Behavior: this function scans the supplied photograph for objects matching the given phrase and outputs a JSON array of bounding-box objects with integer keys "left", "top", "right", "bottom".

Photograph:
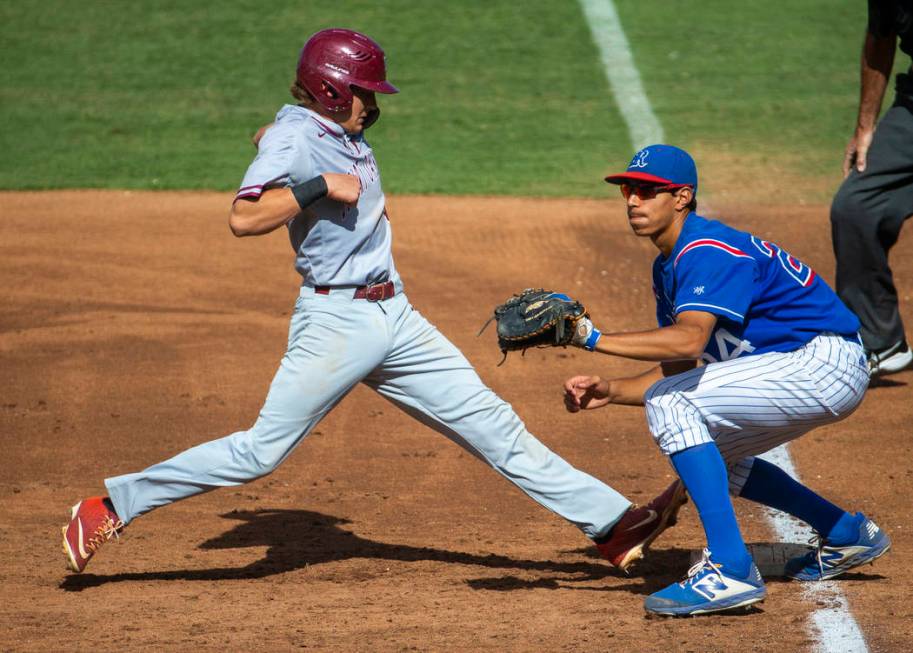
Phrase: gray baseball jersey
[{"left": 236, "top": 104, "right": 399, "bottom": 288}]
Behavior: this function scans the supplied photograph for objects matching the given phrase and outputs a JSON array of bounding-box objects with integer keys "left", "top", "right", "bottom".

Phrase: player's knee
[
  {"left": 643, "top": 375, "right": 673, "bottom": 406},
  {"left": 644, "top": 382, "right": 712, "bottom": 456},
  {"left": 231, "top": 432, "right": 289, "bottom": 479},
  {"left": 248, "top": 449, "right": 284, "bottom": 477},
  {"left": 644, "top": 377, "right": 681, "bottom": 419},
  {"left": 643, "top": 383, "right": 684, "bottom": 443}
]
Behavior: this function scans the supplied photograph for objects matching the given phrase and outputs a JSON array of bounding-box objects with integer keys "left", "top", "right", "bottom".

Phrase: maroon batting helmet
[{"left": 295, "top": 28, "right": 399, "bottom": 116}]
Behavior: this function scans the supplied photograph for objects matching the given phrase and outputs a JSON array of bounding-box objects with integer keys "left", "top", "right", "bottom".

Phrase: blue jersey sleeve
[
  {"left": 236, "top": 120, "right": 313, "bottom": 201},
  {"left": 672, "top": 243, "right": 758, "bottom": 324}
]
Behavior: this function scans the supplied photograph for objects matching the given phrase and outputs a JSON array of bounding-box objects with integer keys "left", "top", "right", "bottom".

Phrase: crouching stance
[{"left": 562, "top": 145, "right": 890, "bottom": 616}]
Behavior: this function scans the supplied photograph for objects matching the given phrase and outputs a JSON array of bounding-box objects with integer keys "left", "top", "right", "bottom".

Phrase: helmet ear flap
[{"left": 362, "top": 107, "right": 380, "bottom": 129}]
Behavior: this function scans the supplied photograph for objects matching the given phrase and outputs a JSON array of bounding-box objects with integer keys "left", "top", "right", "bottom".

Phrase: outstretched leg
[
  {"left": 363, "top": 295, "right": 631, "bottom": 539},
  {"left": 63, "top": 292, "right": 389, "bottom": 572},
  {"left": 364, "top": 294, "right": 687, "bottom": 568},
  {"left": 104, "top": 296, "right": 386, "bottom": 523}
]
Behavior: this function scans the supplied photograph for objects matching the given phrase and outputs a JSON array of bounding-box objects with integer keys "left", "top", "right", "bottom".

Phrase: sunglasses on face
[{"left": 620, "top": 183, "right": 687, "bottom": 200}]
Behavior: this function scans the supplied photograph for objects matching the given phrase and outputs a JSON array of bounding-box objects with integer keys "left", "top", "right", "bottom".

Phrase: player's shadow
[
  {"left": 867, "top": 376, "right": 907, "bottom": 388},
  {"left": 59, "top": 508, "right": 644, "bottom": 593},
  {"left": 465, "top": 547, "right": 692, "bottom": 595}
]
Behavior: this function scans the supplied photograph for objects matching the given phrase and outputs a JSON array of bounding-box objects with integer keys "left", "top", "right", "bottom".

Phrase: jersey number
[
  {"left": 702, "top": 327, "right": 756, "bottom": 364},
  {"left": 750, "top": 237, "right": 816, "bottom": 287}
]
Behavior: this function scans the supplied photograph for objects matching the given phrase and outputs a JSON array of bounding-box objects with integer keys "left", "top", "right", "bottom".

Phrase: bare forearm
[
  {"left": 608, "top": 359, "right": 698, "bottom": 406},
  {"left": 592, "top": 323, "right": 707, "bottom": 361},
  {"left": 566, "top": 360, "right": 697, "bottom": 412},
  {"left": 857, "top": 31, "right": 896, "bottom": 129},
  {"left": 229, "top": 188, "right": 300, "bottom": 237},
  {"left": 606, "top": 366, "right": 665, "bottom": 405}
]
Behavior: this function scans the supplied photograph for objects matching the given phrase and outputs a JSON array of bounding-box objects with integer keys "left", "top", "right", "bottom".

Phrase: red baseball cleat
[
  {"left": 61, "top": 497, "right": 124, "bottom": 573},
  {"left": 595, "top": 479, "right": 687, "bottom": 572}
]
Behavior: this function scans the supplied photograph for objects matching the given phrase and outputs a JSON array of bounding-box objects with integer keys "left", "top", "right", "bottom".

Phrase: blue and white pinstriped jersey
[
  {"left": 652, "top": 214, "right": 860, "bottom": 363},
  {"left": 235, "top": 104, "right": 398, "bottom": 288}
]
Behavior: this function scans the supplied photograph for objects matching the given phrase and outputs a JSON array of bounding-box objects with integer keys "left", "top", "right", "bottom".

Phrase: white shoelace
[
  {"left": 680, "top": 548, "right": 721, "bottom": 586},
  {"left": 807, "top": 532, "right": 827, "bottom": 577}
]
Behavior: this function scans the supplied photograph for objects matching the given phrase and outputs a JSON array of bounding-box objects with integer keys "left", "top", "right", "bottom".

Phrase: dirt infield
[{"left": 1, "top": 191, "right": 911, "bottom": 652}]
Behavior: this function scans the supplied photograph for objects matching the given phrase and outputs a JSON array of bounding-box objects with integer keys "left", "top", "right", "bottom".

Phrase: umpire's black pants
[{"left": 831, "top": 96, "right": 913, "bottom": 353}]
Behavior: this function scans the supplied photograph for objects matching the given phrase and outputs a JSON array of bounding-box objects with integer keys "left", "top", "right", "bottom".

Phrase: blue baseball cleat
[
  {"left": 784, "top": 513, "right": 891, "bottom": 581},
  {"left": 644, "top": 549, "right": 766, "bottom": 616}
]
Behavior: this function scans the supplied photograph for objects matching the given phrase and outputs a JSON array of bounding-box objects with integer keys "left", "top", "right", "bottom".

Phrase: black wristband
[{"left": 291, "top": 175, "right": 328, "bottom": 210}]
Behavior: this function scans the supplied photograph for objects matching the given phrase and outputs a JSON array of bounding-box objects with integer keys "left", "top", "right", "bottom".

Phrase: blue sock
[
  {"left": 670, "top": 443, "right": 752, "bottom": 578},
  {"left": 739, "top": 458, "right": 850, "bottom": 539},
  {"left": 826, "top": 512, "right": 864, "bottom": 546}
]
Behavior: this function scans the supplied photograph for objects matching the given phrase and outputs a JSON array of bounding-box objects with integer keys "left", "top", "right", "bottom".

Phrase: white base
[{"left": 689, "top": 542, "right": 812, "bottom": 577}]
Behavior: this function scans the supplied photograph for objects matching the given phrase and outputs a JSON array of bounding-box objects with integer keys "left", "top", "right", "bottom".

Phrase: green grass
[
  {"left": 614, "top": 0, "right": 872, "bottom": 200},
  {"left": 618, "top": 1, "right": 868, "bottom": 150},
  {"left": 0, "top": 1, "right": 626, "bottom": 195},
  {"left": 0, "top": 1, "right": 906, "bottom": 198}
]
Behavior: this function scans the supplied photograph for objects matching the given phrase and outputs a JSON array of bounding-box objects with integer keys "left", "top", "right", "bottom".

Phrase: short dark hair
[
  {"left": 677, "top": 186, "right": 696, "bottom": 212},
  {"left": 290, "top": 80, "right": 316, "bottom": 105}
]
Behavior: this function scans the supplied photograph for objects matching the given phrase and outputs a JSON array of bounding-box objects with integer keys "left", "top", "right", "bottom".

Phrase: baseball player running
[
  {"left": 562, "top": 145, "right": 891, "bottom": 616},
  {"left": 61, "top": 29, "right": 685, "bottom": 576}
]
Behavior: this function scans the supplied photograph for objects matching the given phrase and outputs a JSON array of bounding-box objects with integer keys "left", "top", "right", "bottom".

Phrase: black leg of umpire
[{"left": 830, "top": 102, "right": 913, "bottom": 353}]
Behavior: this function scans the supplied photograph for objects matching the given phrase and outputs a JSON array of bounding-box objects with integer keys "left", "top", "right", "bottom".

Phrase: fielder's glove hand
[
  {"left": 571, "top": 314, "right": 600, "bottom": 349},
  {"left": 480, "top": 288, "right": 599, "bottom": 362}
]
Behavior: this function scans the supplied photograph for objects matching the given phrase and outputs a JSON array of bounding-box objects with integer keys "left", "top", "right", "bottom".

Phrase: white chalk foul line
[
  {"left": 760, "top": 446, "right": 868, "bottom": 653},
  {"left": 576, "top": 0, "right": 663, "bottom": 149},
  {"left": 576, "top": 1, "right": 870, "bottom": 648}
]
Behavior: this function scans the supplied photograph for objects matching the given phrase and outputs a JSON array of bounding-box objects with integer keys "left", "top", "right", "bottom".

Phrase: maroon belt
[{"left": 313, "top": 281, "right": 396, "bottom": 301}]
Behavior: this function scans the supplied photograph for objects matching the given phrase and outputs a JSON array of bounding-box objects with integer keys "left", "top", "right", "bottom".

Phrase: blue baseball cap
[{"left": 604, "top": 144, "right": 698, "bottom": 196}]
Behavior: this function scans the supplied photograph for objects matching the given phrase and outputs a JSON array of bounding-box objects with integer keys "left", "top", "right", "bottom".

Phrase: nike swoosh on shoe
[{"left": 625, "top": 509, "right": 658, "bottom": 531}]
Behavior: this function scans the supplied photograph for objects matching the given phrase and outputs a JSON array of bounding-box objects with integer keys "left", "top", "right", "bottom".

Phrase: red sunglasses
[{"left": 620, "top": 183, "right": 689, "bottom": 200}]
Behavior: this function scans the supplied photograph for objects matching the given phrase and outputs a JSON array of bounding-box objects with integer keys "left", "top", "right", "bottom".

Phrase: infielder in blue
[
  {"left": 60, "top": 30, "right": 687, "bottom": 575},
  {"left": 563, "top": 145, "right": 891, "bottom": 616}
]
